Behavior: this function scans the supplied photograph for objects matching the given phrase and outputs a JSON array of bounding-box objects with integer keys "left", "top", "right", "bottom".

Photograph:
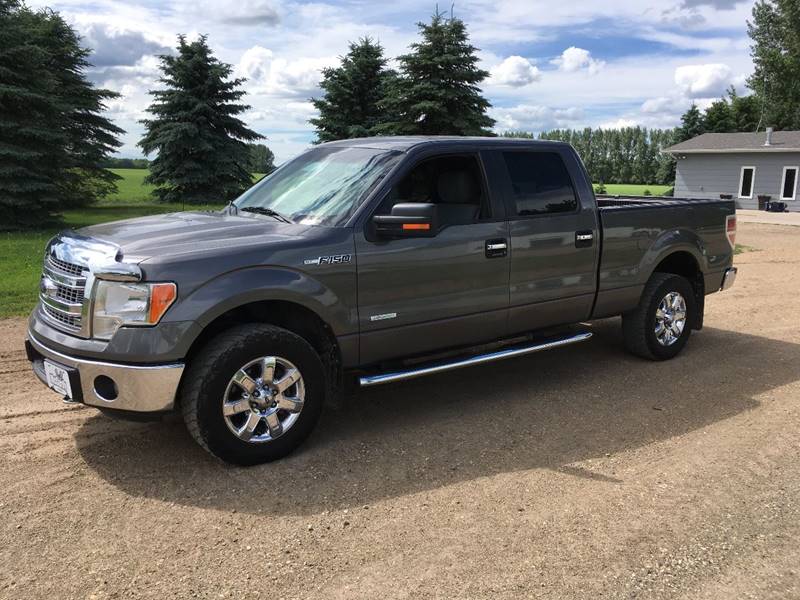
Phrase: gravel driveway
[{"left": 1, "top": 222, "right": 799, "bottom": 599}]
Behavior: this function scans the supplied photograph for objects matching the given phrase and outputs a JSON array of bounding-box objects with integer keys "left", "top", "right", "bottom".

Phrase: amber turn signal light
[
  {"left": 148, "top": 283, "right": 177, "bottom": 324},
  {"left": 402, "top": 223, "right": 431, "bottom": 231}
]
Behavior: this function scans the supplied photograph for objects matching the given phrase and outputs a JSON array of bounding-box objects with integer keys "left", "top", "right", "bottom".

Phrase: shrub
[{"left": 594, "top": 182, "right": 607, "bottom": 194}]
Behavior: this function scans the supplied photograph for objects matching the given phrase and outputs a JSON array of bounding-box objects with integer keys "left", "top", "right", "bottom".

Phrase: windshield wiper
[{"left": 240, "top": 206, "right": 293, "bottom": 224}]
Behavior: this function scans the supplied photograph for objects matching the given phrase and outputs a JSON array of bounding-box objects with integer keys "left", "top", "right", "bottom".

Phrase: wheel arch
[
  {"left": 182, "top": 299, "right": 343, "bottom": 405},
  {"left": 649, "top": 250, "right": 705, "bottom": 329}
]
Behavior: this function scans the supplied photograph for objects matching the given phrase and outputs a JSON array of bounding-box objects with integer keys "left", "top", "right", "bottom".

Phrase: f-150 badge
[{"left": 304, "top": 254, "right": 352, "bottom": 266}]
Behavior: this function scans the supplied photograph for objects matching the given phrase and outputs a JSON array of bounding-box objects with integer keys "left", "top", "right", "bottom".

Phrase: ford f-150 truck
[{"left": 26, "top": 137, "right": 738, "bottom": 465}]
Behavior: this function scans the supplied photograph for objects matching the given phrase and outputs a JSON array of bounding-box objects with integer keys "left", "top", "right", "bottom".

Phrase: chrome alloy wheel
[
  {"left": 654, "top": 291, "right": 687, "bottom": 347},
  {"left": 222, "top": 356, "right": 305, "bottom": 443}
]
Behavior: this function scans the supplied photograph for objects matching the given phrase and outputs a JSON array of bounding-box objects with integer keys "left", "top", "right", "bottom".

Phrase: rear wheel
[
  {"left": 622, "top": 273, "right": 696, "bottom": 360},
  {"left": 181, "top": 323, "right": 324, "bottom": 465}
]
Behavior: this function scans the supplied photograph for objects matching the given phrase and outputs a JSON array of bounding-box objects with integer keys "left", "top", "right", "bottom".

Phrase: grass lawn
[{"left": 598, "top": 184, "right": 672, "bottom": 196}]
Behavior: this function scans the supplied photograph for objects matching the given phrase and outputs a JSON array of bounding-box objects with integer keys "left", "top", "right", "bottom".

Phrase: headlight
[{"left": 92, "top": 281, "right": 177, "bottom": 340}]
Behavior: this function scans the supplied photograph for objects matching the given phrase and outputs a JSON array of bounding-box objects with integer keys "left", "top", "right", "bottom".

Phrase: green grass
[{"left": 596, "top": 184, "right": 672, "bottom": 196}]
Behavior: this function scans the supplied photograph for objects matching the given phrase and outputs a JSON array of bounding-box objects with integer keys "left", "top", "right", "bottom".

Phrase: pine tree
[
  {"left": 678, "top": 104, "right": 705, "bottom": 142},
  {"left": 310, "top": 38, "right": 395, "bottom": 142},
  {"left": 376, "top": 12, "right": 495, "bottom": 136},
  {"left": 140, "top": 36, "right": 262, "bottom": 204},
  {"left": 747, "top": 0, "right": 800, "bottom": 129},
  {"left": 0, "top": 0, "right": 122, "bottom": 228},
  {"left": 248, "top": 143, "right": 276, "bottom": 175},
  {"left": 35, "top": 10, "right": 123, "bottom": 208},
  {"left": 703, "top": 99, "right": 736, "bottom": 133},
  {"left": 728, "top": 89, "right": 761, "bottom": 132}
]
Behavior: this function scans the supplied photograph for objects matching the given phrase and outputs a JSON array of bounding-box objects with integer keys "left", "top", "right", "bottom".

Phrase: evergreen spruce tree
[
  {"left": 747, "top": 0, "right": 800, "bottom": 129},
  {"left": 702, "top": 99, "right": 736, "bottom": 132},
  {"left": 140, "top": 36, "right": 262, "bottom": 204},
  {"left": 678, "top": 104, "right": 705, "bottom": 142},
  {"left": 248, "top": 143, "right": 276, "bottom": 175},
  {"left": 36, "top": 10, "right": 124, "bottom": 208},
  {"left": 727, "top": 87, "right": 761, "bottom": 132},
  {"left": 376, "top": 12, "right": 495, "bottom": 135},
  {"left": 0, "top": 0, "right": 122, "bottom": 228},
  {"left": 310, "top": 38, "right": 395, "bottom": 142}
]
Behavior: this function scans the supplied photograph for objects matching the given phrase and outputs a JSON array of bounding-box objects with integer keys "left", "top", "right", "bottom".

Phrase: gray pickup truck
[{"left": 26, "top": 137, "right": 738, "bottom": 464}]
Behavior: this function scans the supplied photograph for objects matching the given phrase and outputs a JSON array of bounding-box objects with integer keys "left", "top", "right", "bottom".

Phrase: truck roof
[{"left": 322, "top": 136, "right": 569, "bottom": 152}]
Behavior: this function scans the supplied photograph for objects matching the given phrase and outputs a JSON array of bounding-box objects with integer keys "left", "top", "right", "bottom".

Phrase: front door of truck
[
  {"left": 492, "top": 147, "right": 600, "bottom": 334},
  {"left": 355, "top": 151, "right": 510, "bottom": 364}
]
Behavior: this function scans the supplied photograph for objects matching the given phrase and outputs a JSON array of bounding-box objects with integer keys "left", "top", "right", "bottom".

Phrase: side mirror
[{"left": 372, "top": 203, "right": 438, "bottom": 238}]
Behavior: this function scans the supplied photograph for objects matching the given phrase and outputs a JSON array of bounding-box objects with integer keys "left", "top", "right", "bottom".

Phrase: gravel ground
[{"left": 1, "top": 222, "right": 799, "bottom": 599}]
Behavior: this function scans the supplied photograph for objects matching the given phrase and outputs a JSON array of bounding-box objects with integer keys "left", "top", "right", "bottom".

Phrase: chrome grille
[
  {"left": 47, "top": 254, "right": 86, "bottom": 277},
  {"left": 42, "top": 303, "right": 82, "bottom": 331},
  {"left": 40, "top": 251, "right": 89, "bottom": 335}
]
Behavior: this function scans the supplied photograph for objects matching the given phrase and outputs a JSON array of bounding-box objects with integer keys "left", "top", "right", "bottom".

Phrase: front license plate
[{"left": 44, "top": 360, "right": 72, "bottom": 399}]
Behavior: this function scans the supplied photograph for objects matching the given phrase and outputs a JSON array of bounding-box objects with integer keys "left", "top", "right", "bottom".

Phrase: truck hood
[{"left": 78, "top": 211, "right": 315, "bottom": 261}]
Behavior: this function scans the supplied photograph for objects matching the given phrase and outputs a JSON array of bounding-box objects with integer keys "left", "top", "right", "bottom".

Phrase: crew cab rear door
[
  {"left": 355, "top": 150, "right": 510, "bottom": 364},
  {"left": 490, "top": 146, "right": 600, "bottom": 333}
]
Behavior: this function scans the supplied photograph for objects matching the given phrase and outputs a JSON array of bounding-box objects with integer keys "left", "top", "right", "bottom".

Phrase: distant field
[
  {"left": 105, "top": 169, "right": 265, "bottom": 204},
  {"left": 598, "top": 184, "right": 672, "bottom": 196}
]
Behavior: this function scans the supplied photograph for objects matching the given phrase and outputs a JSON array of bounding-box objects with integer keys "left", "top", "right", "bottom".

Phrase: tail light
[{"left": 726, "top": 214, "right": 737, "bottom": 248}]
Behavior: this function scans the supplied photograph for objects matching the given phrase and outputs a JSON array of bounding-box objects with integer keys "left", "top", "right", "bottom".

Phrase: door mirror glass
[{"left": 372, "top": 203, "right": 439, "bottom": 238}]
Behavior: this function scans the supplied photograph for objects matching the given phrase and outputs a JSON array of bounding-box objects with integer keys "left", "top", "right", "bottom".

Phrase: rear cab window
[{"left": 500, "top": 151, "right": 579, "bottom": 217}]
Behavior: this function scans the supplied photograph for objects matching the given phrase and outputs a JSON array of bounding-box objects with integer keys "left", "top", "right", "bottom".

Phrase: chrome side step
[{"left": 358, "top": 331, "right": 592, "bottom": 387}]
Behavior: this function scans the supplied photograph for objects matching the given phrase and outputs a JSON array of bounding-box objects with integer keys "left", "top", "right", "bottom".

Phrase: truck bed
[{"left": 595, "top": 194, "right": 733, "bottom": 210}]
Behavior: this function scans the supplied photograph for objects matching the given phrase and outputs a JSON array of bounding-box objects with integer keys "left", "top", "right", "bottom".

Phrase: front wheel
[
  {"left": 622, "top": 273, "right": 696, "bottom": 360},
  {"left": 181, "top": 323, "right": 325, "bottom": 465}
]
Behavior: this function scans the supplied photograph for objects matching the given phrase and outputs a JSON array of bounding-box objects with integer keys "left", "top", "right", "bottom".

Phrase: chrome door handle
[{"left": 485, "top": 239, "right": 507, "bottom": 258}]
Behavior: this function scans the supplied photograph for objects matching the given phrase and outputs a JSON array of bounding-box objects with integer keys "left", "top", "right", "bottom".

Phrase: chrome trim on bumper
[
  {"left": 359, "top": 331, "right": 592, "bottom": 387},
  {"left": 27, "top": 333, "right": 184, "bottom": 413},
  {"left": 721, "top": 267, "right": 737, "bottom": 291}
]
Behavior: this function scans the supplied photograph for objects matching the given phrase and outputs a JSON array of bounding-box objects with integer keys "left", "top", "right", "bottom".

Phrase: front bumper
[
  {"left": 720, "top": 267, "right": 737, "bottom": 291},
  {"left": 26, "top": 333, "right": 184, "bottom": 413}
]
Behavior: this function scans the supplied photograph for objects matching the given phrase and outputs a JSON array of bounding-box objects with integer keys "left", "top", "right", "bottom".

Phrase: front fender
[{"left": 165, "top": 266, "right": 358, "bottom": 337}]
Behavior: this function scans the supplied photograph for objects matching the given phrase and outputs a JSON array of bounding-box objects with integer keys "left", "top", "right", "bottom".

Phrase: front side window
[
  {"left": 781, "top": 166, "right": 798, "bottom": 200},
  {"left": 739, "top": 166, "right": 755, "bottom": 199},
  {"left": 234, "top": 146, "right": 402, "bottom": 226},
  {"left": 501, "top": 151, "right": 578, "bottom": 216},
  {"left": 379, "top": 154, "right": 489, "bottom": 226}
]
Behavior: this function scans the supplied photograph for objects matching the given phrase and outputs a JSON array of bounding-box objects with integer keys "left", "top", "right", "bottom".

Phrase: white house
[{"left": 664, "top": 129, "right": 800, "bottom": 211}]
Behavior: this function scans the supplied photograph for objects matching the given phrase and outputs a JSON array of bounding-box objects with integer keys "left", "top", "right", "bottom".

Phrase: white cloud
[
  {"left": 641, "top": 96, "right": 675, "bottom": 114},
  {"left": 489, "top": 56, "right": 541, "bottom": 87},
  {"left": 599, "top": 118, "right": 639, "bottom": 129},
  {"left": 551, "top": 47, "right": 605, "bottom": 75},
  {"left": 490, "top": 104, "right": 584, "bottom": 132},
  {"left": 236, "top": 47, "right": 336, "bottom": 97},
  {"left": 674, "top": 63, "right": 735, "bottom": 97}
]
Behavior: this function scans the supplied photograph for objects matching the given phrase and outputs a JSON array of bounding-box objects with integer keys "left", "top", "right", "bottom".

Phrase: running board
[{"left": 358, "top": 331, "right": 592, "bottom": 387}]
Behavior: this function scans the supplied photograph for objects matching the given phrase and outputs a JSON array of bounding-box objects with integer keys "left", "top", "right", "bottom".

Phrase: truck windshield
[{"left": 233, "top": 146, "right": 401, "bottom": 226}]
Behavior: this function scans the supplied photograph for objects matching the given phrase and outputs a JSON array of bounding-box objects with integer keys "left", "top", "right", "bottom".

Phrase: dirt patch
[{"left": 1, "top": 223, "right": 799, "bottom": 599}]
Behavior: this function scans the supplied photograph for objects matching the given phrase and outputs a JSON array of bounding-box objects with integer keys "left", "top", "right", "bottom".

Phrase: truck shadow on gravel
[{"left": 74, "top": 319, "right": 800, "bottom": 515}]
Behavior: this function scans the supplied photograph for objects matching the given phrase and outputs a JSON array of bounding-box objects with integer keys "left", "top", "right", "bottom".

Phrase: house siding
[{"left": 674, "top": 152, "right": 800, "bottom": 211}]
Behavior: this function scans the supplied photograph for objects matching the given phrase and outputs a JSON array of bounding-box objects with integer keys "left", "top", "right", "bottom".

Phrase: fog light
[{"left": 94, "top": 375, "right": 118, "bottom": 401}]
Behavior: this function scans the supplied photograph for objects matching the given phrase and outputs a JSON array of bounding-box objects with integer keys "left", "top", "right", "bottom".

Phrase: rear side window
[{"left": 501, "top": 152, "right": 578, "bottom": 216}]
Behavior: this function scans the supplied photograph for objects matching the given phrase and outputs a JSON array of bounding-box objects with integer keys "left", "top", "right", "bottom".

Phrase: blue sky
[{"left": 30, "top": 0, "right": 757, "bottom": 162}]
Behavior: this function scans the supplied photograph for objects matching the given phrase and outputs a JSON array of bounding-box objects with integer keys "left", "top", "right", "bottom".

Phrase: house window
[
  {"left": 739, "top": 166, "right": 756, "bottom": 199},
  {"left": 781, "top": 166, "right": 798, "bottom": 201}
]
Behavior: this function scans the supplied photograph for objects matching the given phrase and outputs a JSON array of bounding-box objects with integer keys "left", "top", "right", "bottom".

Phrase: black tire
[
  {"left": 181, "top": 323, "right": 325, "bottom": 465},
  {"left": 622, "top": 273, "right": 696, "bottom": 361}
]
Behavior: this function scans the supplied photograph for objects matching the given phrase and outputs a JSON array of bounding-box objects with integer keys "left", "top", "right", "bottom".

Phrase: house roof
[{"left": 664, "top": 131, "right": 800, "bottom": 154}]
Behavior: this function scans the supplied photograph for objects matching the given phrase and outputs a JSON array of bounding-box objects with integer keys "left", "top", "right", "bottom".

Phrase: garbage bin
[{"left": 757, "top": 195, "right": 771, "bottom": 210}]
